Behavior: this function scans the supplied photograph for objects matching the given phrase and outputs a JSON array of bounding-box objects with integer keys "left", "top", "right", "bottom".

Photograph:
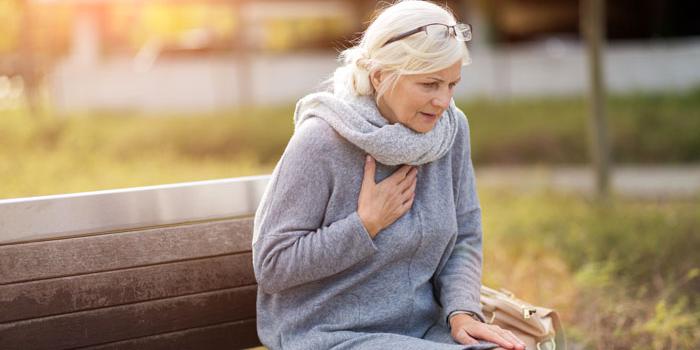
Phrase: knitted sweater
[{"left": 252, "top": 105, "right": 496, "bottom": 350}]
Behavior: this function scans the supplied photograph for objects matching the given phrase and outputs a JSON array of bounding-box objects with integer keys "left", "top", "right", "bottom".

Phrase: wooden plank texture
[
  {"left": 0, "top": 253, "right": 255, "bottom": 323},
  {"left": 0, "top": 285, "right": 257, "bottom": 350},
  {"left": 0, "top": 218, "right": 254, "bottom": 284},
  {"left": 81, "top": 319, "right": 261, "bottom": 350}
]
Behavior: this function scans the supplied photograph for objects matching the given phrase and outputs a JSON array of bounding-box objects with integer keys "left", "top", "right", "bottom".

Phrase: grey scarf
[{"left": 293, "top": 84, "right": 459, "bottom": 166}]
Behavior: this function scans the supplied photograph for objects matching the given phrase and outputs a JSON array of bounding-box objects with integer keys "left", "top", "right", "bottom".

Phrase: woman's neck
[{"left": 375, "top": 96, "right": 398, "bottom": 125}]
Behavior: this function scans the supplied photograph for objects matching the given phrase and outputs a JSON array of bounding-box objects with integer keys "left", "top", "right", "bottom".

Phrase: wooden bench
[{"left": 0, "top": 177, "right": 270, "bottom": 350}]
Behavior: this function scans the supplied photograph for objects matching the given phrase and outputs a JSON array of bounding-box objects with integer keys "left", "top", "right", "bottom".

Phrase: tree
[{"left": 580, "top": 0, "right": 611, "bottom": 198}]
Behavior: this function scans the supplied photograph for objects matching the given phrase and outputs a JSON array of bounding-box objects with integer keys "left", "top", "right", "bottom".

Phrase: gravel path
[{"left": 476, "top": 164, "right": 700, "bottom": 199}]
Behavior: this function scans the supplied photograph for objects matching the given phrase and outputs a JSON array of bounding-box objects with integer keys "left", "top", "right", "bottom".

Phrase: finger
[
  {"left": 401, "top": 191, "right": 415, "bottom": 207},
  {"left": 489, "top": 332, "right": 514, "bottom": 349},
  {"left": 398, "top": 182, "right": 416, "bottom": 207},
  {"left": 501, "top": 330, "right": 526, "bottom": 350},
  {"left": 400, "top": 174, "right": 417, "bottom": 196},
  {"left": 472, "top": 327, "right": 514, "bottom": 349},
  {"left": 388, "top": 164, "right": 413, "bottom": 183},
  {"left": 393, "top": 192, "right": 413, "bottom": 217},
  {"left": 491, "top": 328, "right": 523, "bottom": 349},
  {"left": 396, "top": 167, "right": 417, "bottom": 191},
  {"left": 453, "top": 328, "right": 480, "bottom": 345},
  {"left": 391, "top": 194, "right": 413, "bottom": 219},
  {"left": 362, "top": 155, "right": 376, "bottom": 187}
]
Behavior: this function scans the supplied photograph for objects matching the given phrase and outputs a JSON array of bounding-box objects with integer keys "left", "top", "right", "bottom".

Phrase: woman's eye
[{"left": 421, "top": 82, "right": 438, "bottom": 89}]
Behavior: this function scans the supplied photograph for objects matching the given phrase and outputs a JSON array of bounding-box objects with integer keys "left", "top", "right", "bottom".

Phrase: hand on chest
[{"left": 348, "top": 161, "right": 459, "bottom": 259}]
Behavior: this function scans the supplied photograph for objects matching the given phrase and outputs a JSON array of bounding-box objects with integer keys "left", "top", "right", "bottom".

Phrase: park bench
[{"left": 0, "top": 176, "right": 270, "bottom": 350}]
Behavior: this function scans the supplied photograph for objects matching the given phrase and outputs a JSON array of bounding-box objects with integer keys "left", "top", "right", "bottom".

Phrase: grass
[
  {"left": 465, "top": 87, "right": 700, "bottom": 164},
  {"left": 0, "top": 106, "right": 293, "bottom": 198},
  {"left": 479, "top": 187, "right": 699, "bottom": 349}
]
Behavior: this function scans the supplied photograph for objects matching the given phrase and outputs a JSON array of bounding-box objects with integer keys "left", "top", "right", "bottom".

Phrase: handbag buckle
[
  {"left": 523, "top": 307, "right": 537, "bottom": 319},
  {"left": 537, "top": 338, "right": 556, "bottom": 350}
]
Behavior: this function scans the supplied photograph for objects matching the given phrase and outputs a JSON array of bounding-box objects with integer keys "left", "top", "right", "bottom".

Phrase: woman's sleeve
[
  {"left": 252, "top": 120, "right": 378, "bottom": 294},
  {"left": 434, "top": 113, "right": 486, "bottom": 325}
]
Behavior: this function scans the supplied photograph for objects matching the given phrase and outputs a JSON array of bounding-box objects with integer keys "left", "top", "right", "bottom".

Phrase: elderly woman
[{"left": 252, "top": 1, "right": 525, "bottom": 349}]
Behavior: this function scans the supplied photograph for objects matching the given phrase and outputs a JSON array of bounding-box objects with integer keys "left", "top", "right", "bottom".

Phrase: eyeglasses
[{"left": 382, "top": 23, "right": 473, "bottom": 48}]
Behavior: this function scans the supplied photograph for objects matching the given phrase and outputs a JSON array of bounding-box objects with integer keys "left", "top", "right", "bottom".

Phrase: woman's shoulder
[
  {"left": 287, "top": 117, "right": 354, "bottom": 160},
  {"left": 450, "top": 104, "right": 472, "bottom": 154},
  {"left": 451, "top": 104, "right": 471, "bottom": 135}
]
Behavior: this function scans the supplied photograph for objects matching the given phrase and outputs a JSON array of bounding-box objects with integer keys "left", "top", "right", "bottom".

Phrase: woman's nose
[{"left": 431, "top": 93, "right": 451, "bottom": 109}]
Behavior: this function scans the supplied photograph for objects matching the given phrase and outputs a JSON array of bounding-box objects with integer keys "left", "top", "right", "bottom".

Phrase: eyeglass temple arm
[{"left": 383, "top": 26, "right": 427, "bottom": 47}]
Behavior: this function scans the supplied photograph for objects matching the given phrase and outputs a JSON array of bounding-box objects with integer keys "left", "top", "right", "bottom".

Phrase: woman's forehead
[{"left": 409, "top": 62, "right": 462, "bottom": 81}]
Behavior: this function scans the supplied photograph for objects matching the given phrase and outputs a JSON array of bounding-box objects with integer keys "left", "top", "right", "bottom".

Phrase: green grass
[{"left": 465, "top": 87, "right": 700, "bottom": 164}]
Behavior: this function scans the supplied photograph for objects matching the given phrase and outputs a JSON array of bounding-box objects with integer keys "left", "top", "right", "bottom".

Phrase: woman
[{"left": 252, "top": 1, "right": 525, "bottom": 349}]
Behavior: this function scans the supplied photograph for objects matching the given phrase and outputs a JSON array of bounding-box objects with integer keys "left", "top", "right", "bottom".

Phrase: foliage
[
  {"left": 465, "top": 86, "right": 700, "bottom": 164},
  {"left": 126, "top": 3, "right": 238, "bottom": 48},
  {"left": 0, "top": 1, "right": 73, "bottom": 57},
  {"left": 0, "top": 0, "right": 20, "bottom": 53},
  {"left": 480, "top": 188, "right": 700, "bottom": 349}
]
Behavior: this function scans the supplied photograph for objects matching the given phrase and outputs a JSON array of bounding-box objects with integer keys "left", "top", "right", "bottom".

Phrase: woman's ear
[{"left": 370, "top": 70, "right": 383, "bottom": 91}]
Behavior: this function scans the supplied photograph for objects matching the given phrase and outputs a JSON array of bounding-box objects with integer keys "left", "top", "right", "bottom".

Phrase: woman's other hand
[
  {"left": 449, "top": 314, "right": 526, "bottom": 350},
  {"left": 357, "top": 155, "right": 417, "bottom": 238}
]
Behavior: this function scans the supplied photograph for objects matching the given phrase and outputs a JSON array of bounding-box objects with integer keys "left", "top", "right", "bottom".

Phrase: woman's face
[{"left": 373, "top": 61, "right": 462, "bottom": 133}]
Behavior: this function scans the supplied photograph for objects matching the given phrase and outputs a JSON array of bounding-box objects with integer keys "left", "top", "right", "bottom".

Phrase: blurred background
[{"left": 1, "top": 0, "right": 698, "bottom": 348}]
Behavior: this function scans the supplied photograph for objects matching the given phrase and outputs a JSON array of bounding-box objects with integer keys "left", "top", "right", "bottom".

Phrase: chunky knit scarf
[{"left": 293, "top": 82, "right": 458, "bottom": 166}]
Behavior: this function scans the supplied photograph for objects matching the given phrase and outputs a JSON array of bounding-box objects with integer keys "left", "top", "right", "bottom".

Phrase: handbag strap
[{"left": 542, "top": 308, "right": 567, "bottom": 350}]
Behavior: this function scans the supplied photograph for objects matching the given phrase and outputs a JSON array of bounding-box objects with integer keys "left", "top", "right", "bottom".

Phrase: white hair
[{"left": 331, "top": 0, "right": 471, "bottom": 100}]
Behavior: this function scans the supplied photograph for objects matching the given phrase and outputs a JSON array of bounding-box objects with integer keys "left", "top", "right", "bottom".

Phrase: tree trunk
[{"left": 581, "top": 0, "right": 611, "bottom": 198}]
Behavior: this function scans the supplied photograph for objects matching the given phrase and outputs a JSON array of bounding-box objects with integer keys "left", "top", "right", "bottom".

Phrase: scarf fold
[{"left": 293, "top": 82, "right": 458, "bottom": 166}]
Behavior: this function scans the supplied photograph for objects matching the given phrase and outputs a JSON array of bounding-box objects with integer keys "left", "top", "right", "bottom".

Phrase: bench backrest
[{"left": 0, "top": 177, "right": 270, "bottom": 350}]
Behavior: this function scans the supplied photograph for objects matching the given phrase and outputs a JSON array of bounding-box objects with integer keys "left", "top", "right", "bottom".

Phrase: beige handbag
[{"left": 480, "top": 286, "right": 567, "bottom": 350}]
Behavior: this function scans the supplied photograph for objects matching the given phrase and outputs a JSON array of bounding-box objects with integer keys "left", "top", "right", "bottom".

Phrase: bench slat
[
  {"left": 80, "top": 319, "right": 260, "bottom": 350},
  {"left": 0, "top": 285, "right": 257, "bottom": 350},
  {"left": 0, "top": 253, "right": 255, "bottom": 323},
  {"left": 0, "top": 218, "right": 254, "bottom": 285}
]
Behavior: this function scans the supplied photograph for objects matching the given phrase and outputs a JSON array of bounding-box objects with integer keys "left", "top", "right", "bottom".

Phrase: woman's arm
[
  {"left": 433, "top": 113, "right": 485, "bottom": 324},
  {"left": 253, "top": 120, "right": 378, "bottom": 294},
  {"left": 440, "top": 113, "right": 527, "bottom": 350}
]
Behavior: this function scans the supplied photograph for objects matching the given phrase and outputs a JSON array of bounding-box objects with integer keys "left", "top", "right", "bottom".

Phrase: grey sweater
[{"left": 252, "top": 107, "right": 496, "bottom": 349}]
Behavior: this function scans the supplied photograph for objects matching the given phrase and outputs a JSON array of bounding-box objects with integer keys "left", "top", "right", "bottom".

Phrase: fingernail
[{"left": 366, "top": 155, "right": 371, "bottom": 162}]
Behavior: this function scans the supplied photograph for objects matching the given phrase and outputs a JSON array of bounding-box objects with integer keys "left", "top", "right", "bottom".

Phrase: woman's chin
[
  {"left": 408, "top": 124, "right": 436, "bottom": 134},
  {"left": 409, "top": 119, "right": 439, "bottom": 133}
]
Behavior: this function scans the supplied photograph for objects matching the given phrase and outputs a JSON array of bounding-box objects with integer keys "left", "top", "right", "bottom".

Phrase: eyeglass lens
[
  {"left": 423, "top": 24, "right": 471, "bottom": 42},
  {"left": 425, "top": 24, "right": 451, "bottom": 39},
  {"left": 455, "top": 23, "right": 472, "bottom": 41}
]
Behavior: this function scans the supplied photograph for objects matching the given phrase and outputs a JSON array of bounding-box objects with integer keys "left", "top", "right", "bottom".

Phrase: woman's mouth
[{"left": 419, "top": 112, "right": 438, "bottom": 120}]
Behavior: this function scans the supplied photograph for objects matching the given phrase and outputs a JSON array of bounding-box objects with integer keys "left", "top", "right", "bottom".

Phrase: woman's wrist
[
  {"left": 449, "top": 311, "right": 481, "bottom": 328},
  {"left": 357, "top": 210, "right": 380, "bottom": 237}
]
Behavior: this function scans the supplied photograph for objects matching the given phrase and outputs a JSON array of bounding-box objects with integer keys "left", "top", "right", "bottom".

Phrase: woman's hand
[
  {"left": 450, "top": 314, "right": 526, "bottom": 350},
  {"left": 357, "top": 155, "right": 417, "bottom": 238}
]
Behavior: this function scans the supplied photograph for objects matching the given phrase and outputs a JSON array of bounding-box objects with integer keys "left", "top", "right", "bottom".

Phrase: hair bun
[
  {"left": 353, "top": 48, "right": 371, "bottom": 71},
  {"left": 334, "top": 46, "right": 374, "bottom": 96}
]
